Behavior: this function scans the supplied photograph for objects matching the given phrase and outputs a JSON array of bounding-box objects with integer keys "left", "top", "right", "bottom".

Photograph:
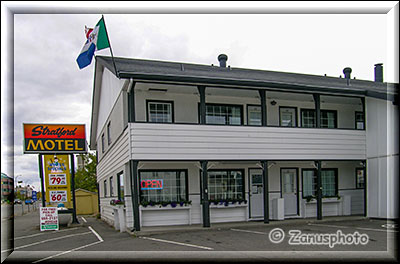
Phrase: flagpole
[{"left": 101, "top": 15, "right": 119, "bottom": 78}]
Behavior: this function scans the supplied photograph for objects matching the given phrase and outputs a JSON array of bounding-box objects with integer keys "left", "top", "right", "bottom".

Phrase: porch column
[
  {"left": 361, "top": 97, "right": 366, "bottom": 130},
  {"left": 198, "top": 86, "right": 206, "bottom": 124},
  {"left": 363, "top": 160, "right": 367, "bottom": 217},
  {"left": 129, "top": 160, "right": 140, "bottom": 231},
  {"left": 259, "top": 90, "right": 267, "bottom": 126},
  {"left": 262, "top": 160, "right": 269, "bottom": 223},
  {"left": 128, "top": 81, "right": 136, "bottom": 122},
  {"left": 316, "top": 160, "right": 322, "bottom": 220},
  {"left": 201, "top": 160, "right": 210, "bottom": 227},
  {"left": 313, "top": 94, "right": 321, "bottom": 128}
]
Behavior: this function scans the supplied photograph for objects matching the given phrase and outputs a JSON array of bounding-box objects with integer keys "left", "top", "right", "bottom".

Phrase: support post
[
  {"left": 316, "top": 160, "right": 322, "bottom": 220},
  {"left": 313, "top": 94, "right": 321, "bottom": 128},
  {"left": 262, "top": 160, "right": 269, "bottom": 223},
  {"left": 363, "top": 160, "right": 367, "bottom": 217},
  {"left": 201, "top": 160, "right": 210, "bottom": 227},
  {"left": 198, "top": 86, "right": 206, "bottom": 124},
  {"left": 130, "top": 160, "right": 140, "bottom": 231},
  {"left": 128, "top": 81, "right": 136, "bottom": 122},
  {"left": 361, "top": 97, "right": 366, "bottom": 130},
  {"left": 259, "top": 90, "right": 267, "bottom": 126},
  {"left": 38, "top": 154, "right": 45, "bottom": 208},
  {"left": 70, "top": 154, "right": 79, "bottom": 224}
]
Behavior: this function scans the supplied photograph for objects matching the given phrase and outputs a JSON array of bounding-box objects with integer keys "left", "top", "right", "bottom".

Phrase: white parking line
[
  {"left": 308, "top": 223, "right": 398, "bottom": 233},
  {"left": 81, "top": 217, "right": 87, "bottom": 223},
  {"left": 88, "top": 226, "right": 103, "bottom": 242},
  {"left": 231, "top": 228, "right": 268, "bottom": 235},
  {"left": 13, "top": 227, "right": 80, "bottom": 240},
  {"left": 139, "top": 236, "right": 213, "bottom": 250},
  {"left": 31, "top": 226, "right": 103, "bottom": 263},
  {"left": 32, "top": 240, "right": 103, "bottom": 264},
  {"left": 1, "top": 231, "right": 91, "bottom": 253}
]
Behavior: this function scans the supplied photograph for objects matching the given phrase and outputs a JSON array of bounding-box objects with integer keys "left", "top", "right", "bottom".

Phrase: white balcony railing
[{"left": 129, "top": 123, "right": 366, "bottom": 161}]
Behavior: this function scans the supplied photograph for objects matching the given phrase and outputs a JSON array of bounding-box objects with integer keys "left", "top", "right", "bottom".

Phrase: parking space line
[
  {"left": 139, "top": 236, "right": 213, "bottom": 250},
  {"left": 88, "top": 226, "right": 103, "bottom": 242},
  {"left": 13, "top": 227, "right": 80, "bottom": 240},
  {"left": 231, "top": 228, "right": 268, "bottom": 235},
  {"left": 32, "top": 240, "right": 103, "bottom": 264},
  {"left": 81, "top": 217, "right": 87, "bottom": 223},
  {"left": 308, "top": 223, "right": 398, "bottom": 233},
  {"left": 1, "top": 231, "right": 92, "bottom": 253}
]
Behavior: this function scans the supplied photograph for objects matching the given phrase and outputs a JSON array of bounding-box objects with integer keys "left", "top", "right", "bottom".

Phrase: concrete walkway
[{"left": 130, "top": 215, "right": 368, "bottom": 236}]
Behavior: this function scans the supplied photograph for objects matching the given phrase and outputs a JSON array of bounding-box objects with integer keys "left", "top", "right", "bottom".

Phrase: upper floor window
[
  {"left": 300, "top": 109, "right": 337, "bottom": 128},
  {"left": 205, "top": 104, "right": 243, "bottom": 125},
  {"left": 247, "top": 105, "right": 261, "bottom": 126},
  {"left": 101, "top": 133, "right": 105, "bottom": 153},
  {"left": 321, "top": 110, "right": 337, "bottom": 128},
  {"left": 355, "top": 111, "right": 365, "bottom": 130},
  {"left": 280, "top": 107, "right": 297, "bottom": 127},
  {"left": 107, "top": 121, "right": 111, "bottom": 145},
  {"left": 147, "top": 100, "right": 174, "bottom": 123}
]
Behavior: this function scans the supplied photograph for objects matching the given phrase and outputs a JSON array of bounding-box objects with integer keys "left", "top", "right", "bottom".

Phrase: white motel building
[{"left": 89, "top": 54, "right": 398, "bottom": 231}]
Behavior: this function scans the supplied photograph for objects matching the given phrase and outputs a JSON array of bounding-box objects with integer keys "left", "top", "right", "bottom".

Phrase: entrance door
[
  {"left": 281, "top": 168, "right": 298, "bottom": 216},
  {"left": 249, "top": 169, "right": 263, "bottom": 218}
]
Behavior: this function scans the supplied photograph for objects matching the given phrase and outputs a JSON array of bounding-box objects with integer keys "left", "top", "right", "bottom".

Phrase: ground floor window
[
  {"left": 117, "top": 171, "right": 124, "bottom": 202},
  {"left": 139, "top": 170, "right": 188, "bottom": 203},
  {"left": 302, "top": 168, "right": 338, "bottom": 198},
  {"left": 207, "top": 169, "right": 245, "bottom": 201},
  {"left": 356, "top": 168, "right": 365, "bottom": 188}
]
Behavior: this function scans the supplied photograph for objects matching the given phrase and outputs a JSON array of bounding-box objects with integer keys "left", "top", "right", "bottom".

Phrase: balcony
[{"left": 129, "top": 122, "right": 366, "bottom": 161}]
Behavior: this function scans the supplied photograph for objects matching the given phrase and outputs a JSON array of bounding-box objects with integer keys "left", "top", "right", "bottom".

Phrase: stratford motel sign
[{"left": 23, "top": 124, "right": 87, "bottom": 154}]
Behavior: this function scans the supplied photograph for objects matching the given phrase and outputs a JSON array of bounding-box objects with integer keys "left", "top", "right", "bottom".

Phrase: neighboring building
[
  {"left": 75, "top": 189, "right": 99, "bottom": 215},
  {"left": 15, "top": 185, "right": 34, "bottom": 199},
  {"left": 1, "top": 173, "right": 13, "bottom": 200},
  {"left": 90, "top": 55, "right": 398, "bottom": 231}
]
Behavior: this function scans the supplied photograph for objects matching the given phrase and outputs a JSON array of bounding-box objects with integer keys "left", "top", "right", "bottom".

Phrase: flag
[{"left": 76, "top": 17, "right": 110, "bottom": 69}]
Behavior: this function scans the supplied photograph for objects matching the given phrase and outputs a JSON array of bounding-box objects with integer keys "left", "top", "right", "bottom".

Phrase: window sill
[
  {"left": 304, "top": 198, "right": 341, "bottom": 204},
  {"left": 140, "top": 205, "right": 191, "bottom": 210},
  {"left": 210, "top": 203, "right": 248, "bottom": 208}
]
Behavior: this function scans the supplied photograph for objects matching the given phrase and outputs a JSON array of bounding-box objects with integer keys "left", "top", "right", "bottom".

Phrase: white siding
[
  {"left": 97, "top": 67, "right": 126, "bottom": 140},
  {"left": 97, "top": 128, "right": 130, "bottom": 181},
  {"left": 130, "top": 123, "right": 366, "bottom": 160}
]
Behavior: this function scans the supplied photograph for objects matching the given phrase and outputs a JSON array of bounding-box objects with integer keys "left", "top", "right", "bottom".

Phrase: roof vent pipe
[
  {"left": 374, "top": 63, "right": 383, "bottom": 82},
  {"left": 343, "top": 67, "right": 352, "bottom": 85},
  {"left": 218, "top": 54, "right": 228, "bottom": 67}
]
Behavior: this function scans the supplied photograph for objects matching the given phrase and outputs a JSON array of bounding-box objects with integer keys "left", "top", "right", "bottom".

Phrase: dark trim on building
[
  {"left": 262, "top": 160, "right": 269, "bottom": 223},
  {"left": 259, "top": 90, "right": 267, "bottom": 126},
  {"left": 313, "top": 94, "right": 321, "bottom": 128},
  {"left": 128, "top": 82, "right": 136, "bottom": 122},
  {"left": 201, "top": 161, "right": 210, "bottom": 227},
  {"left": 316, "top": 160, "right": 322, "bottom": 220},
  {"left": 129, "top": 160, "right": 140, "bottom": 231},
  {"left": 198, "top": 86, "right": 206, "bottom": 125}
]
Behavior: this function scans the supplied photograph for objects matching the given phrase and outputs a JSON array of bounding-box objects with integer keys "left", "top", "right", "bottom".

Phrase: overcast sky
[{"left": 1, "top": 2, "right": 398, "bottom": 192}]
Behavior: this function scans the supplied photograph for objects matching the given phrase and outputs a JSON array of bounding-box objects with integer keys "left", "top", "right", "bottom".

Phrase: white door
[
  {"left": 249, "top": 169, "right": 263, "bottom": 218},
  {"left": 281, "top": 168, "right": 298, "bottom": 216}
]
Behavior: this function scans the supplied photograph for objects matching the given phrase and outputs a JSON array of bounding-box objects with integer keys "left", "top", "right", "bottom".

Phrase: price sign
[
  {"left": 49, "top": 190, "right": 68, "bottom": 203},
  {"left": 40, "top": 207, "right": 59, "bottom": 231},
  {"left": 49, "top": 174, "right": 67, "bottom": 186}
]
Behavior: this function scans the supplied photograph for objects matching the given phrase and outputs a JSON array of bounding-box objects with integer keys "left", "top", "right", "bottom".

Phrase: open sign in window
[{"left": 140, "top": 179, "right": 163, "bottom": 190}]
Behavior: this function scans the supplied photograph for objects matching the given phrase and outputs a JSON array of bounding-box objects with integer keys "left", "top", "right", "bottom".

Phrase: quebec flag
[{"left": 76, "top": 17, "right": 110, "bottom": 69}]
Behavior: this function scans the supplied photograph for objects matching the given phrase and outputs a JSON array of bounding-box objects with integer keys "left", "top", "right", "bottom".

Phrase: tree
[{"left": 74, "top": 152, "right": 97, "bottom": 192}]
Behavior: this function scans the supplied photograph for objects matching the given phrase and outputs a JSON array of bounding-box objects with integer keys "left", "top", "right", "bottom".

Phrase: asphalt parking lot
[{"left": 3, "top": 208, "right": 398, "bottom": 263}]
